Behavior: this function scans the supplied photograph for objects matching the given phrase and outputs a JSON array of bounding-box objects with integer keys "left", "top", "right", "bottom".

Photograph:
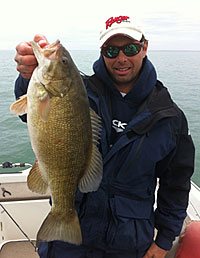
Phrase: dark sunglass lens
[
  {"left": 124, "top": 44, "right": 141, "bottom": 56},
  {"left": 105, "top": 46, "right": 119, "bottom": 58}
]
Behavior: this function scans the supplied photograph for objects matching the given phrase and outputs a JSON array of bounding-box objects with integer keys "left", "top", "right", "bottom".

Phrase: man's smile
[{"left": 114, "top": 67, "right": 131, "bottom": 75}]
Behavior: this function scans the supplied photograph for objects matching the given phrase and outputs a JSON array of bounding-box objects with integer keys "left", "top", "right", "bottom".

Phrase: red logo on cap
[{"left": 106, "top": 16, "right": 130, "bottom": 30}]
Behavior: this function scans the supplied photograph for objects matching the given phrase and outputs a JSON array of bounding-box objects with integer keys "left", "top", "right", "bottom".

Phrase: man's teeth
[{"left": 116, "top": 68, "right": 129, "bottom": 71}]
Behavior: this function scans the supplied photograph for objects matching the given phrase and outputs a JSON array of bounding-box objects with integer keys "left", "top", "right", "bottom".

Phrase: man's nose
[{"left": 116, "top": 50, "right": 127, "bottom": 63}]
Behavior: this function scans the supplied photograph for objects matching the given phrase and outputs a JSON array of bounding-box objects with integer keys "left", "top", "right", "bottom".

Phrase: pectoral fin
[
  {"left": 37, "top": 93, "right": 50, "bottom": 122},
  {"left": 35, "top": 82, "right": 50, "bottom": 122},
  {"left": 10, "top": 94, "right": 28, "bottom": 115}
]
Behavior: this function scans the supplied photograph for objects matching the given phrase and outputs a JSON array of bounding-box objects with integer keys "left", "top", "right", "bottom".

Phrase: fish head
[{"left": 31, "top": 40, "right": 74, "bottom": 98}]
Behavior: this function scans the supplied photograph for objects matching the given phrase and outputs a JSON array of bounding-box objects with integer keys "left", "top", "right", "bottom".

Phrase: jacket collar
[{"left": 93, "top": 54, "right": 157, "bottom": 106}]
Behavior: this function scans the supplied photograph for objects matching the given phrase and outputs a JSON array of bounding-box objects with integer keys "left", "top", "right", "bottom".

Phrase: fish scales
[{"left": 10, "top": 40, "right": 102, "bottom": 245}]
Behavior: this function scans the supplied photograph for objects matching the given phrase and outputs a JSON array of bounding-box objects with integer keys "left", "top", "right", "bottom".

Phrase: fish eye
[{"left": 62, "top": 57, "right": 68, "bottom": 65}]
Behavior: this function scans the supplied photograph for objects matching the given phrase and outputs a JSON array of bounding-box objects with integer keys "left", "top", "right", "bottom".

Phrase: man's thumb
[{"left": 33, "top": 34, "right": 49, "bottom": 48}]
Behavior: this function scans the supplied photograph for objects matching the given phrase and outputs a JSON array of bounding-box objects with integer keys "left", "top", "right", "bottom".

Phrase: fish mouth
[
  {"left": 43, "top": 40, "right": 61, "bottom": 60},
  {"left": 33, "top": 39, "right": 71, "bottom": 98},
  {"left": 45, "top": 40, "right": 61, "bottom": 50}
]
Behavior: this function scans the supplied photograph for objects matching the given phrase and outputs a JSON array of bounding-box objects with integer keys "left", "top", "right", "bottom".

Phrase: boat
[
  {"left": 0, "top": 162, "right": 50, "bottom": 258},
  {"left": 0, "top": 162, "right": 199, "bottom": 258}
]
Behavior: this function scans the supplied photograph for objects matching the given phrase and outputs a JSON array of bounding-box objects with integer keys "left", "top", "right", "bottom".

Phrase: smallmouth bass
[{"left": 10, "top": 40, "right": 102, "bottom": 245}]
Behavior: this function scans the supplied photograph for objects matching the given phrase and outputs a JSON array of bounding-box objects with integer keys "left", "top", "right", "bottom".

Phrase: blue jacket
[{"left": 14, "top": 56, "right": 195, "bottom": 257}]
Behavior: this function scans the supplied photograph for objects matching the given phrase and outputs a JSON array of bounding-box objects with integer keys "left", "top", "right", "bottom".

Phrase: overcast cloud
[{"left": 1, "top": 0, "right": 199, "bottom": 50}]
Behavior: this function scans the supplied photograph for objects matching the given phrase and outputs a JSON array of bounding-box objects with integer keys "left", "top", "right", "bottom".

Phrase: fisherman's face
[{"left": 102, "top": 35, "right": 148, "bottom": 93}]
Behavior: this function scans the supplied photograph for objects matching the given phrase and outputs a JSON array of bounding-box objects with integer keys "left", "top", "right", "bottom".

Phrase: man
[{"left": 14, "top": 15, "right": 195, "bottom": 258}]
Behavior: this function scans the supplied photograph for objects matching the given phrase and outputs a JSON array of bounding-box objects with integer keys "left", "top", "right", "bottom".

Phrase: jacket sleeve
[
  {"left": 155, "top": 110, "right": 195, "bottom": 250},
  {"left": 14, "top": 74, "right": 30, "bottom": 122}
]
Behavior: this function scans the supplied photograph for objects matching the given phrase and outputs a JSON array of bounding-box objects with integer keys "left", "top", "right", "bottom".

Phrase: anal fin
[{"left": 27, "top": 161, "right": 48, "bottom": 194}]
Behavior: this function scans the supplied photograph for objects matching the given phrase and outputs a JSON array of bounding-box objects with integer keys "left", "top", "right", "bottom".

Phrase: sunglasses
[{"left": 102, "top": 42, "right": 144, "bottom": 59}]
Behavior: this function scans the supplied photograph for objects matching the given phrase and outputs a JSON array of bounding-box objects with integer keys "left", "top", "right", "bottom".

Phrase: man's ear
[{"left": 143, "top": 41, "right": 148, "bottom": 57}]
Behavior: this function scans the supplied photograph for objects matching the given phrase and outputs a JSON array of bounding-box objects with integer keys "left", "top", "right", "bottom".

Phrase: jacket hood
[{"left": 93, "top": 54, "right": 157, "bottom": 106}]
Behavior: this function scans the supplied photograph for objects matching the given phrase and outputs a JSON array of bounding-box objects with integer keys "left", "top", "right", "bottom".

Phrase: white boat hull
[{"left": 0, "top": 168, "right": 199, "bottom": 257}]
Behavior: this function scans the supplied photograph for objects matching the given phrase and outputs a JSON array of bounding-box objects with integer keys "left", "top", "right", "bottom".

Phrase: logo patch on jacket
[{"left": 112, "top": 119, "right": 127, "bottom": 133}]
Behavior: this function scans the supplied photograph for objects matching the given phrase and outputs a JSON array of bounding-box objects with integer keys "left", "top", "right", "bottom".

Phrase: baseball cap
[{"left": 99, "top": 16, "right": 144, "bottom": 47}]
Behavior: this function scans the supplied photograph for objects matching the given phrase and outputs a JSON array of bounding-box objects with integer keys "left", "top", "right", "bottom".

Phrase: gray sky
[{"left": 1, "top": 0, "right": 199, "bottom": 50}]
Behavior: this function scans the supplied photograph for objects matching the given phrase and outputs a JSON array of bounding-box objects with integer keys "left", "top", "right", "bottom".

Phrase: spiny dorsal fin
[
  {"left": 10, "top": 94, "right": 28, "bottom": 115},
  {"left": 89, "top": 107, "right": 102, "bottom": 143},
  {"left": 78, "top": 108, "right": 102, "bottom": 192}
]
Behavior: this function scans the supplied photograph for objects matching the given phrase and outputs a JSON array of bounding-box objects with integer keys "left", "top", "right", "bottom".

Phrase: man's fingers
[
  {"left": 16, "top": 63, "right": 37, "bottom": 74},
  {"left": 33, "top": 34, "right": 49, "bottom": 48},
  {"left": 14, "top": 34, "right": 49, "bottom": 79},
  {"left": 15, "top": 53, "right": 37, "bottom": 66},
  {"left": 16, "top": 42, "right": 34, "bottom": 56},
  {"left": 33, "top": 34, "right": 48, "bottom": 42},
  {"left": 16, "top": 63, "right": 37, "bottom": 79}
]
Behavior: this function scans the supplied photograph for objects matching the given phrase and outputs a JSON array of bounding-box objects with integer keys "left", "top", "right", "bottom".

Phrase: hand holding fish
[{"left": 14, "top": 34, "right": 49, "bottom": 79}]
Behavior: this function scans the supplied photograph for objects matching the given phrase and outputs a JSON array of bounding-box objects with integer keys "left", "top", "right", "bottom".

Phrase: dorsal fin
[{"left": 78, "top": 108, "right": 102, "bottom": 192}]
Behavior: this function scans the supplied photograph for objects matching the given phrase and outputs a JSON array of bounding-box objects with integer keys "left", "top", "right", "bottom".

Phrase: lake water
[{"left": 0, "top": 49, "right": 199, "bottom": 186}]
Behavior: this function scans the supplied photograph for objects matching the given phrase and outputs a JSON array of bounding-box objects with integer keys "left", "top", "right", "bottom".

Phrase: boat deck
[
  {"left": 0, "top": 169, "right": 199, "bottom": 258},
  {"left": 0, "top": 241, "right": 38, "bottom": 258}
]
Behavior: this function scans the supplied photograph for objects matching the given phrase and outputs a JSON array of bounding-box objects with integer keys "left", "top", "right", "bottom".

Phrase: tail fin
[{"left": 37, "top": 210, "right": 82, "bottom": 245}]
